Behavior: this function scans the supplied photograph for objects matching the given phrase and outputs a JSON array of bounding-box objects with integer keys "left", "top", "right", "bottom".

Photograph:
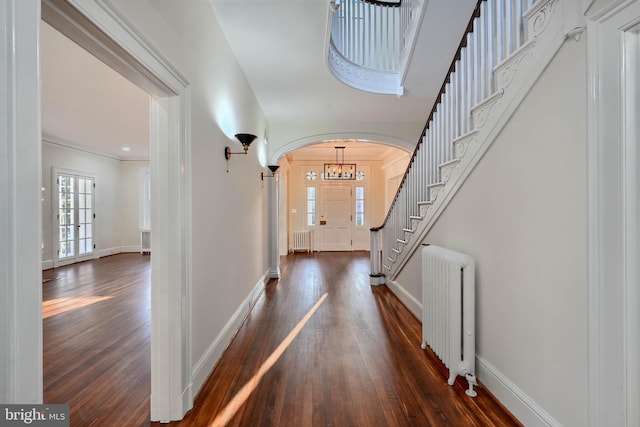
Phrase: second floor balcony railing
[{"left": 328, "top": 0, "right": 422, "bottom": 95}]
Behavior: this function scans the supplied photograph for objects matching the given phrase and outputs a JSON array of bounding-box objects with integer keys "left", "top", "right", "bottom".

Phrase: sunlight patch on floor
[
  {"left": 42, "top": 296, "right": 113, "bottom": 319},
  {"left": 211, "top": 292, "right": 328, "bottom": 427}
]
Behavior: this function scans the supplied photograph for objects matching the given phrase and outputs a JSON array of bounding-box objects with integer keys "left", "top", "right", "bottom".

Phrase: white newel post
[{"left": 369, "top": 227, "right": 385, "bottom": 285}]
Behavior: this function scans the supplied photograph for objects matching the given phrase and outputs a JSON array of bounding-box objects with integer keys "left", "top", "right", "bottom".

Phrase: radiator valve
[{"left": 465, "top": 373, "right": 478, "bottom": 397}]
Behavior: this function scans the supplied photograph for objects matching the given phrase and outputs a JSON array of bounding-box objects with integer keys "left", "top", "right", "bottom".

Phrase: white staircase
[{"left": 371, "top": 0, "right": 572, "bottom": 282}]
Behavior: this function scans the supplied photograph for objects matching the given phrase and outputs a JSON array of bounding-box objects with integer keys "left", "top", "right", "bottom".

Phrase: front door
[{"left": 319, "top": 185, "right": 352, "bottom": 251}]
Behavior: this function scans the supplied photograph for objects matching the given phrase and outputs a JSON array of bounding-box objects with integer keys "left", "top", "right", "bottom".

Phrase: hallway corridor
[
  {"left": 43, "top": 252, "right": 519, "bottom": 426},
  {"left": 162, "top": 252, "right": 519, "bottom": 426}
]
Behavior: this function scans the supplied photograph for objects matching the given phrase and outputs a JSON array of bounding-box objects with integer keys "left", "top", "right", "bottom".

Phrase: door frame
[
  {"left": 45, "top": 1, "right": 194, "bottom": 420},
  {"left": 1, "top": 0, "right": 44, "bottom": 404},
  {"left": 1, "top": 0, "right": 192, "bottom": 420},
  {"left": 587, "top": 2, "right": 640, "bottom": 426}
]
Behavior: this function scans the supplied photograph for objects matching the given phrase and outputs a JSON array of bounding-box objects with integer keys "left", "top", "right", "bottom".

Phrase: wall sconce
[
  {"left": 225, "top": 133, "right": 257, "bottom": 172},
  {"left": 261, "top": 165, "right": 280, "bottom": 181}
]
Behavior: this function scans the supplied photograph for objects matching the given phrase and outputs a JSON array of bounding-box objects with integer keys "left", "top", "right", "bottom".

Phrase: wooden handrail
[
  {"left": 376, "top": 0, "right": 484, "bottom": 230},
  {"left": 362, "top": 0, "right": 402, "bottom": 7}
]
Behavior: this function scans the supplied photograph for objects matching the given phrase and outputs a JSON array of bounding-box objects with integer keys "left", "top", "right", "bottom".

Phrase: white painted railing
[
  {"left": 328, "top": 0, "right": 423, "bottom": 94},
  {"left": 371, "top": 0, "right": 539, "bottom": 282},
  {"left": 331, "top": 0, "right": 414, "bottom": 71}
]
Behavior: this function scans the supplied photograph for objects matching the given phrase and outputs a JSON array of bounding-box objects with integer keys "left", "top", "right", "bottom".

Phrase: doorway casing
[
  {"left": 2, "top": 0, "right": 193, "bottom": 421},
  {"left": 587, "top": 2, "right": 640, "bottom": 426},
  {"left": 43, "top": 0, "right": 193, "bottom": 420}
]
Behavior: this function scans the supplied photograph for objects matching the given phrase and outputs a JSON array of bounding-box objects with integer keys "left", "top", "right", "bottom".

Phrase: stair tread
[
  {"left": 439, "top": 158, "right": 460, "bottom": 168},
  {"left": 452, "top": 128, "right": 479, "bottom": 143},
  {"left": 379, "top": 0, "right": 559, "bottom": 283}
]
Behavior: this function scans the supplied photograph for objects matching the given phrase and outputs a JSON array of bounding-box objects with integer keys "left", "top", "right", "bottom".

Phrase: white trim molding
[
  {"left": 476, "top": 356, "right": 562, "bottom": 427},
  {"left": 327, "top": 41, "right": 404, "bottom": 95},
  {"left": 191, "top": 271, "right": 270, "bottom": 393},
  {"left": 385, "top": 279, "right": 421, "bottom": 320},
  {"left": 0, "top": 0, "right": 44, "bottom": 404},
  {"left": 622, "top": 21, "right": 640, "bottom": 427},
  {"left": 587, "top": 2, "right": 640, "bottom": 426},
  {"left": 42, "top": 0, "right": 193, "bottom": 421},
  {"left": 271, "top": 132, "right": 414, "bottom": 165}
]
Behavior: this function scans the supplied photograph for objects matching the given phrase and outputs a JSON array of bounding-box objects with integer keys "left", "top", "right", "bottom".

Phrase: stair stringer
[{"left": 387, "top": 0, "right": 568, "bottom": 281}]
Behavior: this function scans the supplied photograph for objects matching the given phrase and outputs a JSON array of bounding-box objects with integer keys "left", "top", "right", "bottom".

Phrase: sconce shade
[
  {"left": 225, "top": 133, "right": 257, "bottom": 170},
  {"left": 261, "top": 164, "right": 280, "bottom": 181},
  {"left": 234, "top": 133, "right": 257, "bottom": 149}
]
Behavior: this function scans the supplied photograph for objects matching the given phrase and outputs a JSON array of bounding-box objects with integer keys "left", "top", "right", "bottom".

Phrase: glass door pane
[
  {"left": 56, "top": 172, "right": 95, "bottom": 265},
  {"left": 78, "top": 177, "right": 93, "bottom": 255},
  {"left": 58, "top": 174, "right": 75, "bottom": 259}
]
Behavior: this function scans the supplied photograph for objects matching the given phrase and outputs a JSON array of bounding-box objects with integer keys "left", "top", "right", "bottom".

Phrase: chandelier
[{"left": 324, "top": 146, "right": 356, "bottom": 180}]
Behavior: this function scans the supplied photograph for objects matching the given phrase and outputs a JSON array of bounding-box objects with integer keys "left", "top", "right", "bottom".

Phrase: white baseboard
[
  {"left": 42, "top": 247, "right": 145, "bottom": 270},
  {"left": 99, "top": 247, "right": 121, "bottom": 258},
  {"left": 385, "top": 279, "right": 561, "bottom": 426},
  {"left": 99, "top": 246, "right": 143, "bottom": 257},
  {"left": 181, "top": 383, "right": 193, "bottom": 421},
  {"left": 476, "top": 355, "right": 562, "bottom": 427},
  {"left": 385, "top": 279, "right": 422, "bottom": 321},
  {"left": 42, "top": 249, "right": 107, "bottom": 270},
  {"left": 191, "top": 270, "right": 270, "bottom": 395}
]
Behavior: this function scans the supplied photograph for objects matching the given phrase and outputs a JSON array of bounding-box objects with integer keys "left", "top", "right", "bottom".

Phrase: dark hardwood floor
[
  {"left": 43, "top": 252, "right": 520, "bottom": 426},
  {"left": 43, "top": 254, "right": 151, "bottom": 426}
]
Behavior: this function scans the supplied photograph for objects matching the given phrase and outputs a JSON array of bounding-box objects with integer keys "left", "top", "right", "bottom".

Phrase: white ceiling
[
  {"left": 40, "top": 0, "right": 477, "bottom": 162},
  {"left": 207, "top": 0, "right": 476, "bottom": 132},
  {"left": 41, "top": 21, "right": 150, "bottom": 161}
]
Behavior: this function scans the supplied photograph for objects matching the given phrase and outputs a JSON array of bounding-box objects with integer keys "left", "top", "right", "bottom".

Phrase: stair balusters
[{"left": 371, "top": 0, "right": 537, "bottom": 281}]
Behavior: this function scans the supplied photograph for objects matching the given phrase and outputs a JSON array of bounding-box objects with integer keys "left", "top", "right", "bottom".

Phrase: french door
[{"left": 54, "top": 171, "right": 96, "bottom": 267}]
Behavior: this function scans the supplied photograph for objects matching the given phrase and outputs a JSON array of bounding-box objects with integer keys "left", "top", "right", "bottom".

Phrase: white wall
[
  {"left": 381, "top": 151, "right": 410, "bottom": 211},
  {"left": 108, "top": 0, "right": 271, "bottom": 394},
  {"left": 41, "top": 142, "right": 148, "bottom": 266},
  {"left": 119, "top": 161, "right": 150, "bottom": 251},
  {"left": 394, "top": 38, "right": 588, "bottom": 426}
]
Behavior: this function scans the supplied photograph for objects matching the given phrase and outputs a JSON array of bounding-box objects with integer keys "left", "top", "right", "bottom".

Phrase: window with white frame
[
  {"left": 307, "top": 187, "right": 316, "bottom": 226},
  {"left": 355, "top": 186, "right": 364, "bottom": 226}
]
